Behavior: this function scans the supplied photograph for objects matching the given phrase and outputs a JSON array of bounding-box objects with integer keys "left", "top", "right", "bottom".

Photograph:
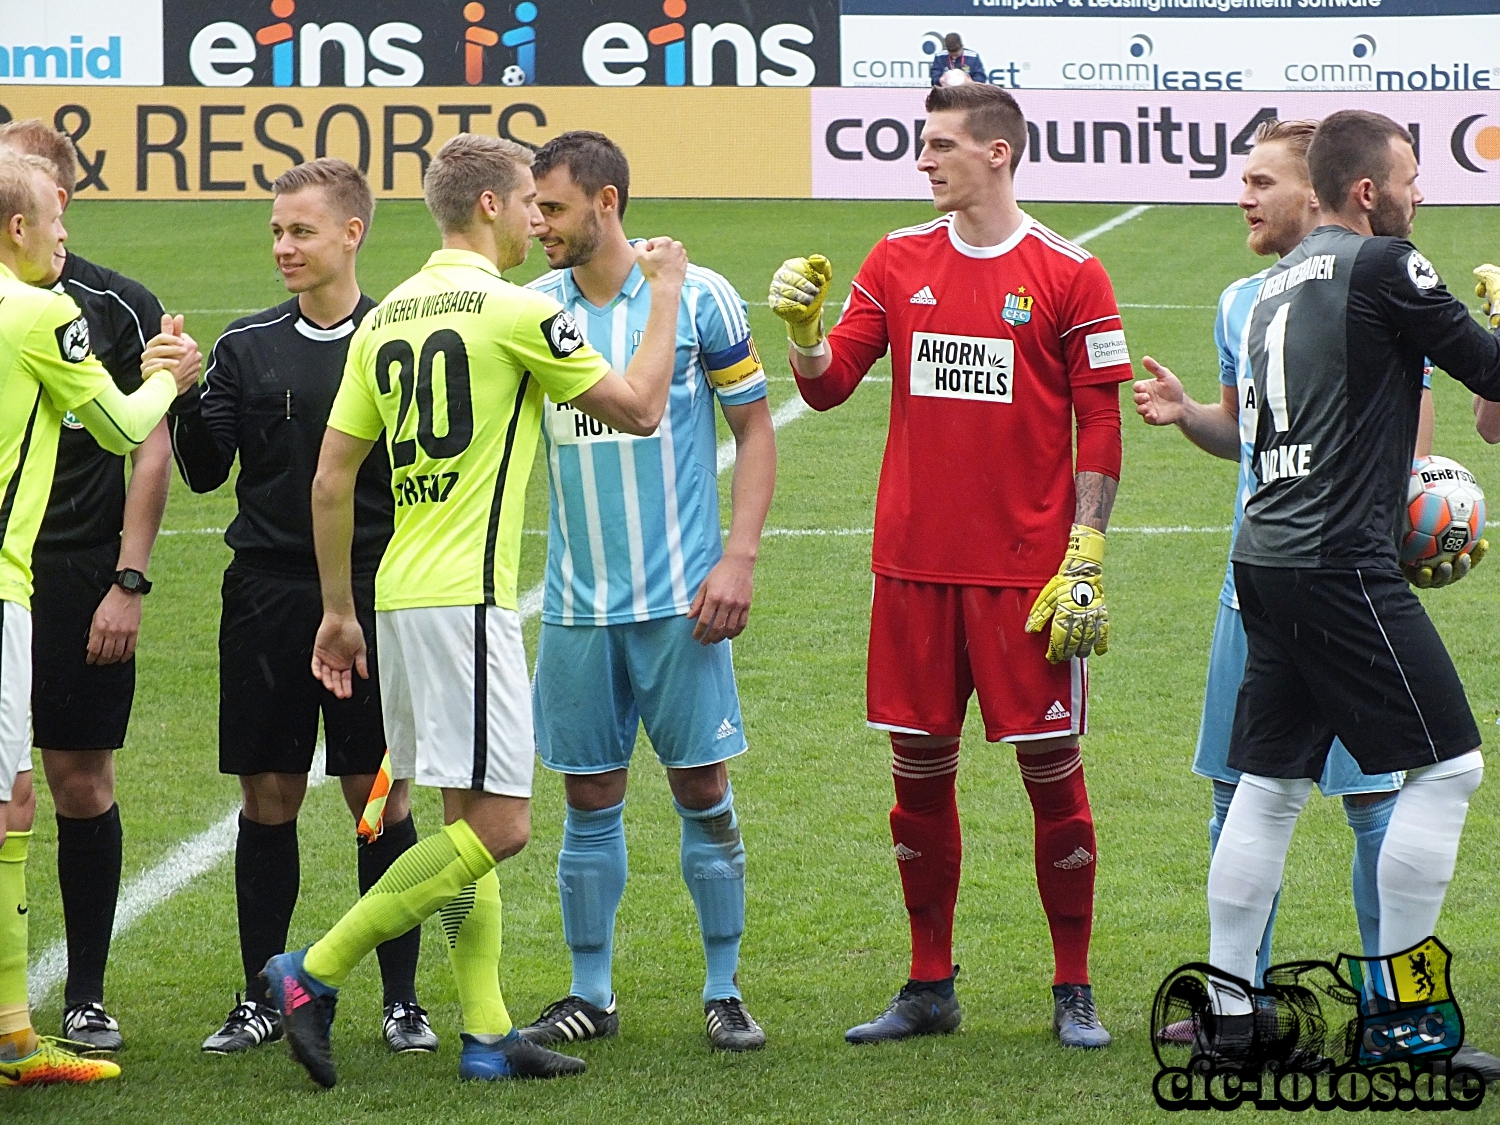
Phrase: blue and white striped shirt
[
  {"left": 1216, "top": 270, "right": 1269, "bottom": 610},
  {"left": 528, "top": 259, "right": 767, "bottom": 627}
]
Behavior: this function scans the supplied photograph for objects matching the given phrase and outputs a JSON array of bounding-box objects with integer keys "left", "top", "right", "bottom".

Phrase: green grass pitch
[{"left": 10, "top": 197, "right": 1500, "bottom": 1123}]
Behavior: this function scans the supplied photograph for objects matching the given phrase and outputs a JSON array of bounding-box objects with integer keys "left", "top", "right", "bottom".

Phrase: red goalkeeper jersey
[{"left": 796, "top": 212, "right": 1133, "bottom": 587}]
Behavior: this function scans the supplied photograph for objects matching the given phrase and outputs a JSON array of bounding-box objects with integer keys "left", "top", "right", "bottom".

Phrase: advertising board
[{"left": 0, "top": 0, "right": 164, "bottom": 86}]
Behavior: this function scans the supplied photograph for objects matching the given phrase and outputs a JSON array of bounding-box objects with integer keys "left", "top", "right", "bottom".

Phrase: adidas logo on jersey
[
  {"left": 910, "top": 286, "right": 937, "bottom": 305},
  {"left": 1045, "top": 700, "right": 1070, "bottom": 721},
  {"left": 715, "top": 718, "right": 738, "bottom": 741},
  {"left": 1054, "top": 847, "right": 1094, "bottom": 870},
  {"left": 894, "top": 842, "right": 923, "bottom": 861}
]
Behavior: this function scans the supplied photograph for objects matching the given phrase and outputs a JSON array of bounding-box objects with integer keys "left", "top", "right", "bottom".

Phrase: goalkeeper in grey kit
[{"left": 1200, "top": 110, "right": 1500, "bottom": 1081}]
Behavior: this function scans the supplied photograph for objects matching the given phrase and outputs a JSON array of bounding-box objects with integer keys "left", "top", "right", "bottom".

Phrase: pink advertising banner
[{"left": 811, "top": 89, "right": 1500, "bottom": 204}]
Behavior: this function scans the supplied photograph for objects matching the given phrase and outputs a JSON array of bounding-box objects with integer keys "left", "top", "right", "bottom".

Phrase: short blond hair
[
  {"left": 272, "top": 158, "right": 375, "bottom": 242},
  {"left": 0, "top": 119, "right": 77, "bottom": 198},
  {"left": 1252, "top": 118, "right": 1318, "bottom": 165},
  {"left": 424, "top": 133, "right": 534, "bottom": 235},
  {"left": 0, "top": 150, "right": 56, "bottom": 232}
]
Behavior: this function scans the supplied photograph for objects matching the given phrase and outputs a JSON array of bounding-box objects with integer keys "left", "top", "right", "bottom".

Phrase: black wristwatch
[{"left": 113, "top": 568, "right": 152, "bottom": 595}]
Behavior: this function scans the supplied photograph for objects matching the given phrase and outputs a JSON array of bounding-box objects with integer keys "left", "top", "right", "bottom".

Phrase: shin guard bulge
[
  {"left": 439, "top": 869, "right": 511, "bottom": 1037},
  {"left": 559, "top": 801, "right": 627, "bottom": 1009},
  {"left": 1378, "top": 751, "right": 1482, "bottom": 956},
  {"left": 305, "top": 819, "right": 495, "bottom": 988},
  {"left": 0, "top": 831, "right": 31, "bottom": 1040},
  {"left": 890, "top": 738, "right": 961, "bottom": 983},
  {"left": 1019, "top": 747, "right": 1096, "bottom": 985},
  {"left": 678, "top": 787, "right": 746, "bottom": 1003}
]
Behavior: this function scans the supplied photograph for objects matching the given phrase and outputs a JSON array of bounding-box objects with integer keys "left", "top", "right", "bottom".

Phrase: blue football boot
[
  {"left": 458, "top": 1031, "right": 587, "bottom": 1081},
  {"left": 262, "top": 949, "right": 339, "bottom": 1088},
  {"left": 845, "top": 974, "right": 962, "bottom": 1045}
]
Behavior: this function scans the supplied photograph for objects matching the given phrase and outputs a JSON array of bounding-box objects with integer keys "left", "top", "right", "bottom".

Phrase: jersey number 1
[
  {"left": 375, "top": 329, "right": 475, "bottom": 467},
  {"left": 1263, "top": 303, "right": 1291, "bottom": 434}
]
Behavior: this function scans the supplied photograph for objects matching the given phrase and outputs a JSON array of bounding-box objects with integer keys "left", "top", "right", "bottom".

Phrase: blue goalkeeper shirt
[{"left": 528, "top": 257, "right": 767, "bottom": 626}]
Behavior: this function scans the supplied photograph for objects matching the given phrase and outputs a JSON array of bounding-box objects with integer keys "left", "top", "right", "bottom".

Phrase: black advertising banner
[{"left": 162, "top": 0, "right": 839, "bottom": 88}]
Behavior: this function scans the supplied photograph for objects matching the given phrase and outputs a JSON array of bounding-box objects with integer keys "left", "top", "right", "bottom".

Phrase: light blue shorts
[
  {"left": 1193, "top": 600, "right": 1402, "bottom": 796},
  {"left": 533, "top": 614, "right": 748, "bottom": 775}
]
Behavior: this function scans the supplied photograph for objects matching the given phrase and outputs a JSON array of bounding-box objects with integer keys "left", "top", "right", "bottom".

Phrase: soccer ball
[
  {"left": 1400, "top": 455, "right": 1486, "bottom": 568},
  {"left": 501, "top": 65, "right": 527, "bottom": 86},
  {"left": 939, "top": 68, "right": 971, "bottom": 87}
]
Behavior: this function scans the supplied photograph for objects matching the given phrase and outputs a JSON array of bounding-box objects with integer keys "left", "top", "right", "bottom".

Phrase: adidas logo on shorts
[
  {"left": 894, "top": 842, "right": 922, "bottom": 861},
  {"left": 910, "top": 286, "right": 937, "bottom": 305},
  {"left": 1044, "top": 700, "right": 1070, "bottom": 721},
  {"left": 715, "top": 718, "right": 738, "bottom": 741},
  {"left": 1053, "top": 847, "right": 1094, "bottom": 870}
]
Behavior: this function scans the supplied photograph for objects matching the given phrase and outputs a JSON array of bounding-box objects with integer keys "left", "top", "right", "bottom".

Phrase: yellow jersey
[{"left": 330, "top": 249, "right": 610, "bottom": 611}]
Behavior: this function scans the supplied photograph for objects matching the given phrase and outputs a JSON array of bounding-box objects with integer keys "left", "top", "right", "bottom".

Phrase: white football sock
[
  {"left": 1207, "top": 773, "right": 1312, "bottom": 1015},
  {"left": 1378, "top": 750, "right": 1483, "bottom": 956}
]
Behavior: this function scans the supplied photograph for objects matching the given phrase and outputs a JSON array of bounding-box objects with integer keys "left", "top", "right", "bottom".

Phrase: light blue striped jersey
[
  {"left": 1216, "top": 270, "right": 1269, "bottom": 610},
  {"left": 528, "top": 259, "right": 767, "bottom": 626}
]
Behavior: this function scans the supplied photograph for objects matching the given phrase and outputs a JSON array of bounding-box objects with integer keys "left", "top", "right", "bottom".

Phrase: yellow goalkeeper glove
[
  {"left": 1476, "top": 264, "right": 1500, "bottom": 329},
  {"left": 1405, "top": 539, "right": 1488, "bottom": 589},
  {"left": 1026, "top": 525, "right": 1109, "bottom": 663},
  {"left": 769, "top": 254, "right": 833, "bottom": 350}
]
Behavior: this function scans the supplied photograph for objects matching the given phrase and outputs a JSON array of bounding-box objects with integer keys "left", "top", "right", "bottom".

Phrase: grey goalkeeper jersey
[{"left": 1232, "top": 225, "right": 1500, "bottom": 571}]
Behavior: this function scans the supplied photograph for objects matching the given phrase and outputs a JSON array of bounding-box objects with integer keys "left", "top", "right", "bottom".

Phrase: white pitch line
[
  {"left": 28, "top": 750, "right": 329, "bottom": 1006},
  {"left": 1069, "top": 204, "right": 1153, "bottom": 246},
  {"left": 41, "top": 207, "right": 1156, "bottom": 995}
]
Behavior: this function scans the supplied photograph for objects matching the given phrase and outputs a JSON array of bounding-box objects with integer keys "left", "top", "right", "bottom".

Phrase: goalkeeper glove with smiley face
[
  {"left": 1475, "top": 265, "right": 1500, "bottom": 329},
  {"left": 769, "top": 255, "right": 833, "bottom": 352},
  {"left": 1026, "top": 525, "right": 1109, "bottom": 663}
]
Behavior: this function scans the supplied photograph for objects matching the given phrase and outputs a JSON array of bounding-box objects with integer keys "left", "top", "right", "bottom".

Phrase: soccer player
[
  {"left": 515, "top": 131, "right": 774, "bottom": 1052},
  {"left": 1201, "top": 110, "right": 1500, "bottom": 1072},
  {"left": 269, "top": 133, "right": 686, "bottom": 1088},
  {"left": 169, "top": 159, "right": 437, "bottom": 1056},
  {"left": 0, "top": 148, "right": 198, "bottom": 1085},
  {"left": 1133, "top": 120, "right": 1405, "bottom": 992},
  {"left": 930, "top": 33, "right": 985, "bottom": 86},
  {"left": 769, "top": 82, "right": 1130, "bottom": 1048},
  {"left": 0, "top": 119, "right": 173, "bottom": 1054}
]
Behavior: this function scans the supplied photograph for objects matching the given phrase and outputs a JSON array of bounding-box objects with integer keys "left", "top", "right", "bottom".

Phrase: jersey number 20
[{"left": 375, "top": 329, "right": 475, "bottom": 467}]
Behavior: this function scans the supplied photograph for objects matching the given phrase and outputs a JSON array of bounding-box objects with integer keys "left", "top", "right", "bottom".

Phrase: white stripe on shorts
[{"left": 0, "top": 601, "right": 33, "bottom": 802}]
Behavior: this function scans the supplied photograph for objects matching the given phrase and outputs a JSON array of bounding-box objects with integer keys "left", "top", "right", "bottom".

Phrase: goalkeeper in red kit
[{"left": 771, "top": 82, "right": 1132, "bottom": 1048}]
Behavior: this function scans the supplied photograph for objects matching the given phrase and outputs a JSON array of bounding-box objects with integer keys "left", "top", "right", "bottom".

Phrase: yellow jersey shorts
[
  {"left": 0, "top": 601, "right": 33, "bottom": 802},
  {"left": 376, "top": 604, "right": 534, "bottom": 797}
]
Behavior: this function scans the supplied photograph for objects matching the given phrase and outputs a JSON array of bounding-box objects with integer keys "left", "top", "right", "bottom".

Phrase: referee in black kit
[
  {"left": 0, "top": 120, "right": 174, "bottom": 1054},
  {"left": 1202, "top": 110, "right": 1500, "bottom": 1081},
  {"left": 169, "top": 159, "right": 436, "bottom": 1056}
]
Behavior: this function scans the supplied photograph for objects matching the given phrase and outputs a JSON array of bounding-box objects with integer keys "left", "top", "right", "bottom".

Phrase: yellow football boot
[{"left": 0, "top": 1037, "right": 121, "bottom": 1086}]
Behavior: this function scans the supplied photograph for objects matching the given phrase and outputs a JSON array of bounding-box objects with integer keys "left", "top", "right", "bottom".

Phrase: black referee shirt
[
  {"left": 36, "top": 252, "right": 166, "bottom": 553},
  {"left": 169, "top": 296, "right": 393, "bottom": 576},
  {"left": 1234, "top": 225, "right": 1500, "bottom": 571}
]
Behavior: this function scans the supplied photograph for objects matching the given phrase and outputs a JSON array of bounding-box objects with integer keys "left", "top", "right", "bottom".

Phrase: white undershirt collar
[{"left": 945, "top": 211, "right": 1033, "bottom": 259}]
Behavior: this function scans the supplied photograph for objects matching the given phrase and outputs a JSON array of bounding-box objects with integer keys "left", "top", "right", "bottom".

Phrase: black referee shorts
[
  {"left": 31, "top": 542, "right": 135, "bottom": 751},
  {"left": 1229, "top": 563, "right": 1480, "bottom": 780},
  {"left": 218, "top": 562, "right": 385, "bottom": 777}
]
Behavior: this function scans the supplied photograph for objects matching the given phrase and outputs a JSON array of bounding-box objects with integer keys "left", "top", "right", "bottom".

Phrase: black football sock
[
  {"left": 358, "top": 813, "right": 421, "bottom": 1006},
  {"left": 56, "top": 804, "right": 123, "bottom": 1008},
  {"left": 235, "top": 814, "right": 300, "bottom": 1007}
]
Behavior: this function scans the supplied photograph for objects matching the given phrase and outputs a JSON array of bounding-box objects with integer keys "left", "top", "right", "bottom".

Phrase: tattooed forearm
[{"left": 1074, "top": 471, "right": 1118, "bottom": 532}]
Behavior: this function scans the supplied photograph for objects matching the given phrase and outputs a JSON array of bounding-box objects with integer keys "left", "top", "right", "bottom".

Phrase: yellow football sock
[
  {"left": 0, "top": 832, "right": 34, "bottom": 1052},
  {"left": 305, "top": 820, "right": 494, "bottom": 988},
  {"left": 439, "top": 869, "right": 511, "bottom": 1038}
]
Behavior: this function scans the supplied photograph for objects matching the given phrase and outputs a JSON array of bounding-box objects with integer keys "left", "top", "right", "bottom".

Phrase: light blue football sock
[
  {"left": 1343, "top": 793, "right": 1396, "bottom": 958},
  {"left": 1211, "top": 780, "right": 1279, "bottom": 987},
  {"left": 677, "top": 784, "right": 745, "bottom": 1004},
  {"left": 558, "top": 801, "right": 627, "bottom": 1010}
]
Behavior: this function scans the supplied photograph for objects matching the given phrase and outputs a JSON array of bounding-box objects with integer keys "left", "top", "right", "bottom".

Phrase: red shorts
[{"left": 867, "top": 575, "right": 1088, "bottom": 743}]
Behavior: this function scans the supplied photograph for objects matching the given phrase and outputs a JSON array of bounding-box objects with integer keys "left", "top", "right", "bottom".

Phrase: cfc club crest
[
  {"left": 1002, "top": 287, "right": 1033, "bottom": 326},
  {"left": 1339, "top": 936, "right": 1464, "bottom": 1066}
]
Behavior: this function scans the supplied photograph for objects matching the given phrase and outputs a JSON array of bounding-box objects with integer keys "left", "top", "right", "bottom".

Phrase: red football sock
[
  {"left": 1018, "top": 746, "right": 1096, "bottom": 985},
  {"left": 889, "top": 737, "right": 962, "bottom": 983}
]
